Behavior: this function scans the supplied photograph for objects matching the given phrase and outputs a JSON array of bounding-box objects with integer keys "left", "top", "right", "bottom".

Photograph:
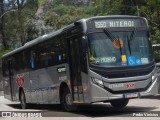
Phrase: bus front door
[{"left": 68, "top": 36, "right": 84, "bottom": 103}]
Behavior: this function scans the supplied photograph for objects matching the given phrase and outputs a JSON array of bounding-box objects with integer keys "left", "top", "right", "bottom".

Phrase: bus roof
[
  {"left": 2, "top": 15, "right": 146, "bottom": 58},
  {"left": 87, "top": 15, "right": 145, "bottom": 19},
  {"left": 152, "top": 44, "right": 160, "bottom": 47}
]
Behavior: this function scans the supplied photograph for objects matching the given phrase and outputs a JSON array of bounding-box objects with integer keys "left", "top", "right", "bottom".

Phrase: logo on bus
[
  {"left": 124, "top": 83, "right": 136, "bottom": 89},
  {"left": 16, "top": 75, "right": 25, "bottom": 87}
]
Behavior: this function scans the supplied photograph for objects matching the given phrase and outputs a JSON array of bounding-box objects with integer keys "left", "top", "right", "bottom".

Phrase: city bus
[{"left": 2, "top": 15, "right": 159, "bottom": 111}]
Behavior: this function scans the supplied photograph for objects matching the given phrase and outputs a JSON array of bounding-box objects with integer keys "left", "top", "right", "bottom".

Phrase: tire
[
  {"left": 110, "top": 99, "right": 129, "bottom": 108},
  {"left": 61, "top": 87, "right": 77, "bottom": 112},
  {"left": 20, "top": 91, "right": 27, "bottom": 109}
]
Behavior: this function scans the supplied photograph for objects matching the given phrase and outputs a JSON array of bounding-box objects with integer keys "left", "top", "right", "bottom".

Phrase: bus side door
[{"left": 68, "top": 34, "right": 87, "bottom": 103}]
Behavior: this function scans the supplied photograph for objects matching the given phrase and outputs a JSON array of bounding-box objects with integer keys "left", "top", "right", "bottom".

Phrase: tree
[
  {"left": 44, "top": 4, "right": 90, "bottom": 30},
  {"left": 5, "top": 0, "right": 39, "bottom": 45},
  {"left": 0, "top": 0, "right": 9, "bottom": 49},
  {"left": 139, "top": 0, "right": 160, "bottom": 44}
]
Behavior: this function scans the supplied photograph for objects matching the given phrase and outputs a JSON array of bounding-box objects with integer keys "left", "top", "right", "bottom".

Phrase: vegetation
[{"left": 0, "top": 0, "right": 160, "bottom": 57}]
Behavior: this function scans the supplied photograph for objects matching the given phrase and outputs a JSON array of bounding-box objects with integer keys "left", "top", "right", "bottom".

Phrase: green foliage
[
  {"left": 1, "top": 0, "right": 39, "bottom": 48},
  {"left": 152, "top": 28, "right": 160, "bottom": 44},
  {"left": 37, "top": 0, "right": 46, "bottom": 6},
  {"left": 54, "top": 4, "right": 68, "bottom": 16},
  {"left": 44, "top": 5, "right": 90, "bottom": 30},
  {"left": 0, "top": 49, "right": 11, "bottom": 65},
  {"left": 1, "top": 0, "right": 160, "bottom": 51},
  {"left": 0, "top": 50, "right": 11, "bottom": 58},
  {"left": 139, "top": 0, "right": 160, "bottom": 44}
]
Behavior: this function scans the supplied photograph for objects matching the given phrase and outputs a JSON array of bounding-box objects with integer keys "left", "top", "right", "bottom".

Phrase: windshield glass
[{"left": 88, "top": 31, "right": 153, "bottom": 67}]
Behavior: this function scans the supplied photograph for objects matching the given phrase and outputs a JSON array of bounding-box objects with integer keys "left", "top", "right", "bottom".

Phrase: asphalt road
[{"left": 0, "top": 95, "right": 160, "bottom": 119}]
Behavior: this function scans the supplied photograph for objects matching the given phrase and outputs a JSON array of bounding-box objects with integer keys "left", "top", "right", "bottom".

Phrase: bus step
[
  {"left": 74, "top": 86, "right": 83, "bottom": 93},
  {"left": 73, "top": 101, "right": 84, "bottom": 104},
  {"left": 74, "top": 93, "right": 84, "bottom": 102},
  {"left": 74, "top": 91, "right": 83, "bottom": 94}
]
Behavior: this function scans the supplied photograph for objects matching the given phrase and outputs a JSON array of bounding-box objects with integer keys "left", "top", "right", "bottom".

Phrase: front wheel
[
  {"left": 110, "top": 99, "right": 129, "bottom": 108},
  {"left": 61, "top": 87, "right": 77, "bottom": 111},
  {"left": 20, "top": 91, "right": 27, "bottom": 109}
]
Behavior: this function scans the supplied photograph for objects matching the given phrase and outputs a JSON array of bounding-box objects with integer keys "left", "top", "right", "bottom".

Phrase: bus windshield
[{"left": 88, "top": 31, "right": 153, "bottom": 67}]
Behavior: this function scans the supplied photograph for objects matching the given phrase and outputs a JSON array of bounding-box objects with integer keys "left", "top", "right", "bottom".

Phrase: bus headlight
[
  {"left": 91, "top": 77, "right": 104, "bottom": 87},
  {"left": 152, "top": 75, "right": 157, "bottom": 82}
]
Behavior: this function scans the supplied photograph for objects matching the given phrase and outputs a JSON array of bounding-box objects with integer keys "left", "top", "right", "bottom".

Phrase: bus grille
[{"left": 107, "top": 71, "right": 151, "bottom": 78}]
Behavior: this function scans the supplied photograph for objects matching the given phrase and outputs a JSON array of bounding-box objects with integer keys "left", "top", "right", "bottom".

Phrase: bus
[{"left": 2, "top": 15, "right": 159, "bottom": 111}]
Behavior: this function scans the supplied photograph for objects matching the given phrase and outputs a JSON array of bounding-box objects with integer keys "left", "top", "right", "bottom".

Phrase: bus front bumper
[{"left": 90, "top": 77, "right": 159, "bottom": 103}]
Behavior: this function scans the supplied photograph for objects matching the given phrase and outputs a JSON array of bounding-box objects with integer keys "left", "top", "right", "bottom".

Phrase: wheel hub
[{"left": 66, "top": 94, "right": 73, "bottom": 105}]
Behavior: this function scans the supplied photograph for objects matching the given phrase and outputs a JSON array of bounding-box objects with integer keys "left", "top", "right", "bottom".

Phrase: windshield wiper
[
  {"left": 127, "top": 27, "right": 136, "bottom": 55},
  {"left": 127, "top": 36, "right": 132, "bottom": 55},
  {"left": 103, "top": 28, "right": 116, "bottom": 42},
  {"left": 130, "top": 27, "right": 136, "bottom": 41}
]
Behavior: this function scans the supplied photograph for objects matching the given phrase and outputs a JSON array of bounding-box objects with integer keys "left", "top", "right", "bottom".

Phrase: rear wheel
[
  {"left": 20, "top": 91, "right": 27, "bottom": 109},
  {"left": 61, "top": 87, "right": 77, "bottom": 111},
  {"left": 110, "top": 99, "right": 129, "bottom": 108}
]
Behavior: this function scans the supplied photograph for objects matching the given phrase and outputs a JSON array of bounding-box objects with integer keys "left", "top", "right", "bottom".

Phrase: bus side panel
[
  {"left": 81, "top": 72, "right": 90, "bottom": 103},
  {"left": 3, "top": 77, "right": 12, "bottom": 101},
  {"left": 28, "top": 70, "right": 41, "bottom": 103},
  {"left": 9, "top": 72, "right": 30, "bottom": 102},
  {"left": 28, "top": 68, "right": 55, "bottom": 104},
  {"left": 47, "top": 63, "right": 70, "bottom": 103},
  {"left": 3, "top": 60, "right": 15, "bottom": 101},
  {"left": 26, "top": 63, "right": 69, "bottom": 104}
]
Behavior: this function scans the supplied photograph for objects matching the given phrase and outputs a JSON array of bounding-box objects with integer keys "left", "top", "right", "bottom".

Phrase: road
[{"left": 0, "top": 95, "right": 160, "bottom": 120}]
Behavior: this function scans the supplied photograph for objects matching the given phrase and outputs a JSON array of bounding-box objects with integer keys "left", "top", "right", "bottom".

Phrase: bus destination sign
[{"left": 94, "top": 19, "right": 143, "bottom": 28}]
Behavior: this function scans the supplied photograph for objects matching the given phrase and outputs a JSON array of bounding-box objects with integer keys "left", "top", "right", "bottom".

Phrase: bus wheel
[
  {"left": 20, "top": 91, "right": 27, "bottom": 109},
  {"left": 61, "top": 87, "right": 77, "bottom": 111},
  {"left": 110, "top": 99, "right": 129, "bottom": 108}
]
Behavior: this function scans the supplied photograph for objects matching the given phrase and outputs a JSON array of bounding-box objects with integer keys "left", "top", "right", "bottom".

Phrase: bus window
[
  {"left": 30, "top": 51, "right": 36, "bottom": 69},
  {"left": 2, "top": 60, "right": 8, "bottom": 77},
  {"left": 14, "top": 52, "right": 24, "bottom": 72}
]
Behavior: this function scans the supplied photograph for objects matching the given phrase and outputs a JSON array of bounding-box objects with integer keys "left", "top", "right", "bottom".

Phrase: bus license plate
[{"left": 124, "top": 93, "right": 138, "bottom": 98}]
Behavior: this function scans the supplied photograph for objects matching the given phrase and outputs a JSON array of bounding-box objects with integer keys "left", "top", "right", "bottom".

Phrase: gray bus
[{"left": 2, "top": 15, "right": 159, "bottom": 111}]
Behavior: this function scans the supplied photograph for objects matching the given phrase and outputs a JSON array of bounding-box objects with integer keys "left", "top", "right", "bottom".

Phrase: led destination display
[{"left": 91, "top": 18, "right": 147, "bottom": 28}]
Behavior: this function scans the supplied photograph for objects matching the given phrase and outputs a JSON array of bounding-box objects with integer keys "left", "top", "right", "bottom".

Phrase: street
[{"left": 0, "top": 95, "right": 160, "bottom": 119}]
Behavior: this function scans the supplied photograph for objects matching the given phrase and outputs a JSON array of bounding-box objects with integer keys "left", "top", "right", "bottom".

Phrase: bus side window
[
  {"left": 59, "top": 35, "right": 67, "bottom": 63},
  {"left": 14, "top": 53, "right": 23, "bottom": 72},
  {"left": 36, "top": 42, "right": 50, "bottom": 68},
  {"left": 30, "top": 51, "right": 36, "bottom": 69},
  {"left": 2, "top": 60, "right": 8, "bottom": 77}
]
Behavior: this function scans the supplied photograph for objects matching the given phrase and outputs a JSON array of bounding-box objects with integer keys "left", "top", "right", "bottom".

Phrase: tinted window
[{"left": 35, "top": 34, "right": 67, "bottom": 69}]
